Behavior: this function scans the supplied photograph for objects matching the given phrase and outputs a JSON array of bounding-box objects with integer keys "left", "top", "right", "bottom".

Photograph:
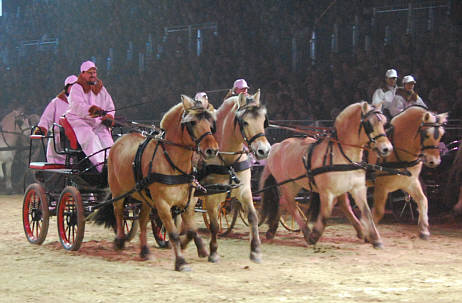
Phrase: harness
[{"left": 372, "top": 110, "right": 444, "bottom": 177}]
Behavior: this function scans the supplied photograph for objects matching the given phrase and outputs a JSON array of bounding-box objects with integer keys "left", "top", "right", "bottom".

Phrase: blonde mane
[{"left": 160, "top": 103, "right": 184, "bottom": 130}]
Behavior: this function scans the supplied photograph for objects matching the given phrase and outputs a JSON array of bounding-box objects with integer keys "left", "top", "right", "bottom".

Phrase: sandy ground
[{"left": 3, "top": 194, "right": 462, "bottom": 303}]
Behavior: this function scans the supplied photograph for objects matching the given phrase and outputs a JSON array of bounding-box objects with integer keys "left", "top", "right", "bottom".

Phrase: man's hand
[
  {"left": 101, "top": 114, "right": 115, "bottom": 127},
  {"left": 33, "top": 126, "right": 47, "bottom": 136},
  {"left": 89, "top": 105, "right": 104, "bottom": 118}
]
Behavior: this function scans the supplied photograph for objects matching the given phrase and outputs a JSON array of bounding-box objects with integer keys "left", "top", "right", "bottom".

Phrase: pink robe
[
  {"left": 38, "top": 96, "right": 69, "bottom": 164},
  {"left": 66, "top": 82, "right": 115, "bottom": 172}
]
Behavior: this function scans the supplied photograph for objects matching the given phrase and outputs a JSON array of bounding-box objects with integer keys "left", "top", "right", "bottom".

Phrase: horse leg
[
  {"left": 280, "top": 184, "right": 311, "bottom": 244},
  {"left": 138, "top": 202, "right": 151, "bottom": 259},
  {"left": 4, "top": 160, "right": 13, "bottom": 193},
  {"left": 407, "top": 181, "right": 430, "bottom": 239},
  {"left": 371, "top": 186, "right": 389, "bottom": 224},
  {"left": 309, "top": 192, "right": 335, "bottom": 244},
  {"left": 156, "top": 200, "right": 190, "bottom": 271},
  {"left": 205, "top": 197, "right": 221, "bottom": 263},
  {"left": 180, "top": 199, "right": 208, "bottom": 258},
  {"left": 241, "top": 192, "right": 262, "bottom": 263},
  {"left": 350, "top": 186, "right": 383, "bottom": 248},
  {"left": 113, "top": 197, "right": 126, "bottom": 250},
  {"left": 337, "top": 193, "right": 365, "bottom": 239}
]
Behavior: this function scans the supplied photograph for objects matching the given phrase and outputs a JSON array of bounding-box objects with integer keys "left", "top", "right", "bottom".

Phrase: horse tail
[
  {"left": 259, "top": 166, "right": 280, "bottom": 227},
  {"left": 87, "top": 192, "right": 116, "bottom": 229}
]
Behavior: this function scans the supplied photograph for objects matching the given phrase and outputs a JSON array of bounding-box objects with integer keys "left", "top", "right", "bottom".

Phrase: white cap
[
  {"left": 64, "top": 75, "right": 78, "bottom": 86},
  {"left": 194, "top": 92, "right": 208, "bottom": 101},
  {"left": 402, "top": 75, "right": 416, "bottom": 84},
  {"left": 80, "top": 60, "right": 97, "bottom": 72},
  {"left": 233, "top": 79, "right": 249, "bottom": 90},
  {"left": 385, "top": 69, "right": 398, "bottom": 78}
]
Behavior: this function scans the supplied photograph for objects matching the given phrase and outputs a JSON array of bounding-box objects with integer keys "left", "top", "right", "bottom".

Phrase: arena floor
[{"left": 3, "top": 194, "right": 462, "bottom": 303}]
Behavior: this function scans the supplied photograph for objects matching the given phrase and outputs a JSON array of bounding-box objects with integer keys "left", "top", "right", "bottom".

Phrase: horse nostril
[{"left": 205, "top": 149, "right": 218, "bottom": 158}]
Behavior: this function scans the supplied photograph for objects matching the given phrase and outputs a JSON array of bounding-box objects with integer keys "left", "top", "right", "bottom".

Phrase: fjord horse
[
  {"left": 344, "top": 106, "right": 448, "bottom": 239},
  {"left": 201, "top": 90, "right": 271, "bottom": 263},
  {"left": 260, "top": 102, "right": 392, "bottom": 247},
  {"left": 0, "top": 110, "right": 31, "bottom": 193},
  {"left": 108, "top": 96, "right": 218, "bottom": 271}
]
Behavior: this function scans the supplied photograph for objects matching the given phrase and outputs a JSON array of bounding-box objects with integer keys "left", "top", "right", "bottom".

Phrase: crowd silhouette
[{"left": 0, "top": 0, "right": 461, "bottom": 122}]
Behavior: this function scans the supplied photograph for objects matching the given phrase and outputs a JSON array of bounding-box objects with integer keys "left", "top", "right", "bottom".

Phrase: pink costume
[
  {"left": 66, "top": 64, "right": 115, "bottom": 172},
  {"left": 38, "top": 93, "right": 70, "bottom": 164}
]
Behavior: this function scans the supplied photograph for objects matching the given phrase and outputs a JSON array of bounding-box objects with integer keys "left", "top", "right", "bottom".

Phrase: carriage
[{"left": 22, "top": 118, "right": 142, "bottom": 250}]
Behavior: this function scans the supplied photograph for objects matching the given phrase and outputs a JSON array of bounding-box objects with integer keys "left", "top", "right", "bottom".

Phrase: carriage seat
[{"left": 58, "top": 117, "right": 82, "bottom": 152}]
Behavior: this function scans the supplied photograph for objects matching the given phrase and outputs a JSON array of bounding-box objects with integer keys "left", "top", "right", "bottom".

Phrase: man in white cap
[
  {"left": 372, "top": 69, "right": 398, "bottom": 117},
  {"left": 33, "top": 75, "right": 78, "bottom": 164},
  {"left": 389, "top": 75, "right": 427, "bottom": 117},
  {"left": 65, "top": 60, "right": 115, "bottom": 172},
  {"left": 223, "top": 78, "right": 249, "bottom": 100}
]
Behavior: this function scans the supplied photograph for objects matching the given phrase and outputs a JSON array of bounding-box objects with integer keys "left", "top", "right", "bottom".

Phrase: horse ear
[
  {"left": 253, "top": 89, "right": 261, "bottom": 105},
  {"left": 438, "top": 112, "right": 449, "bottom": 124},
  {"left": 423, "top": 112, "right": 432, "bottom": 123},
  {"left": 360, "top": 101, "right": 369, "bottom": 114},
  {"left": 375, "top": 101, "right": 383, "bottom": 111},
  {"left": 237, "top": 92, "right": 247, "bottom": 108},
  {"left": 181, "top": 95, "right": 195, "bottom": 110},
  {"left": 207, "top": 103, "right": 215, "bottom": 112}
]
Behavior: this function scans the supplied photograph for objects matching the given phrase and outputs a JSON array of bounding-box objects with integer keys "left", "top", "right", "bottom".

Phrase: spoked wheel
[
  {"left": 57, "top": 186, "right": 85, "bottom": 251},
  {"left": 390, "top": 191, "right": 419, "bottom": 224},
  {"left": 151, "top": 209, "right": 169, "bottom": 249},
  {"left": 23, "top": 183, "right": 49, "bottom": 245},
  {"left": 202, "top": 198, "right": 239, "bottom": 236},
  {"left": 279, "top": 203, "right": 308, "bottom": 232},
  {"left": 121, "top": 198, "right": 140, "bottom": 242}
]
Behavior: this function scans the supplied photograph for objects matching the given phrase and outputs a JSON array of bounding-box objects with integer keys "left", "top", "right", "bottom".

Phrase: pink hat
[
  {"left": 64, "top": 75, "right": 78, "bottom": 86},
  {"left": 233, "top": 79, "right": 249, "bottom": 90},
  {"left": 80, "top": 60, "right": 97, "bottom": 72},
  {"left": 194, "top": 92, "right": 208, "bottom": 101}
]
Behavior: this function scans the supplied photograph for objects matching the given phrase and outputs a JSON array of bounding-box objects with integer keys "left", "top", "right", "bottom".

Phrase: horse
[
  {"left": 260, "top": 102, "right": 393, "bottom": 248},
  {"left": 332, "top": 106, "right": 448, "bottom": 241},
  {"left": 107, "top": 95, "right": 219, "bottom": 271},
  {"left": 200, "top": 90, "right": 271, "bottom": 263},
  {"left": 0, "top": 110, "right": 32, "bottom": 193}
]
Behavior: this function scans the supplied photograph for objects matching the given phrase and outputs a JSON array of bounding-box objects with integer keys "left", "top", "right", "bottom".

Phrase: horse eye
[
  {"left": 242, "top": 121, "right": 249, "bottom": 127},
  {"left": 189, "top": 121, "right": 197, "bottom": 126}
]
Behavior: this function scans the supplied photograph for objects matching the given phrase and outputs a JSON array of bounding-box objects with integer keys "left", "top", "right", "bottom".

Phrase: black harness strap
[{"left": 204, "top": 158, "right": 251, "bottom": 175}]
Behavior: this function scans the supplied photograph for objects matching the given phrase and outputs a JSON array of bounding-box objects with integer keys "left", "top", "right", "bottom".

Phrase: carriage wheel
[
  {"left": 279, "top": 203, "right": 308, "bottom": 232},
  {"left": 22, "top": 183, "right": 49, "bottom": 245},
  {"left": 390, "top": 191, "right": 419, "bottom": 224},
  {"left": 57, "top": 186, "right": 85, "bottom": 251},
  {"left": 202, "top": 198, "right": 239, "bottom": 236},
  {"left": 151, "top": 209, "right": 169, "bottom": 249},
  {"left": 120, "top": 198, "right": 140, "bottom": 242}
]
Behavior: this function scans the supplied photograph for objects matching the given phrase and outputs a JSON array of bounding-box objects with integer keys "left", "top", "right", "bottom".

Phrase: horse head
[
  {"left": 179, "top": 95, "right": 219, "bottom": 159},
  {"left": 417, "top": 111, "right": 448, "bottom": 168},
  {"left": 336, "top": 102, "right": 392, "bottom": 158},
  {"left": 234, "top": 89, "right": 271, "bottom": 159},
  {"left": 390, "top": 106, "right": 448, "bottom": 168}
]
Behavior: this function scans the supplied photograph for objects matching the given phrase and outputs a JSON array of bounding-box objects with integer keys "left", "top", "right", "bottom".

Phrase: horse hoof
[
  {"left": 373, "top": 242, "right": 384, "bottom": 249},
  {"left": 266, "top": 231, "right": 275, "bottom": 240},
  {"left": 250, "top": 252, "right": 262, "bottom": 264},
  {"left": 140, "top": 245, "right": 150, "bottom": 260},
  {"left": 419, "top": 232, "right": 430, "bottom": 240},
  {"left": 177, "top": 264, "right": 192, "bottom": 272},
  {"left": 208, "top": 253, "right": 220, "bottom": 263},
  {"left": 198, "top": 248, "right": 209, "bottom": 258},
  {"left": 113, "top": 238, "right": 125, "bottom": 250}
]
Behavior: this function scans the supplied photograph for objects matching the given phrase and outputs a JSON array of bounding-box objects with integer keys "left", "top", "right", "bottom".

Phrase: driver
[{"left": 65, "top": 61, "right": 115, "bottom": 172}]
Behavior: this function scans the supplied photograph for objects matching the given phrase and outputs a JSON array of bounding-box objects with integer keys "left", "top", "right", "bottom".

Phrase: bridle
[
  {"left": 180, "top": 107, "right": 215, "bottom": 158},
  {"left": 234, "top": 104, "right": 268, "bottom": 147},
  {"left": 359, "top": 108, "right": 387, "bottom": 145},
  {"left": 415, "top": 116, "right": 444, "bottom": 152}
]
